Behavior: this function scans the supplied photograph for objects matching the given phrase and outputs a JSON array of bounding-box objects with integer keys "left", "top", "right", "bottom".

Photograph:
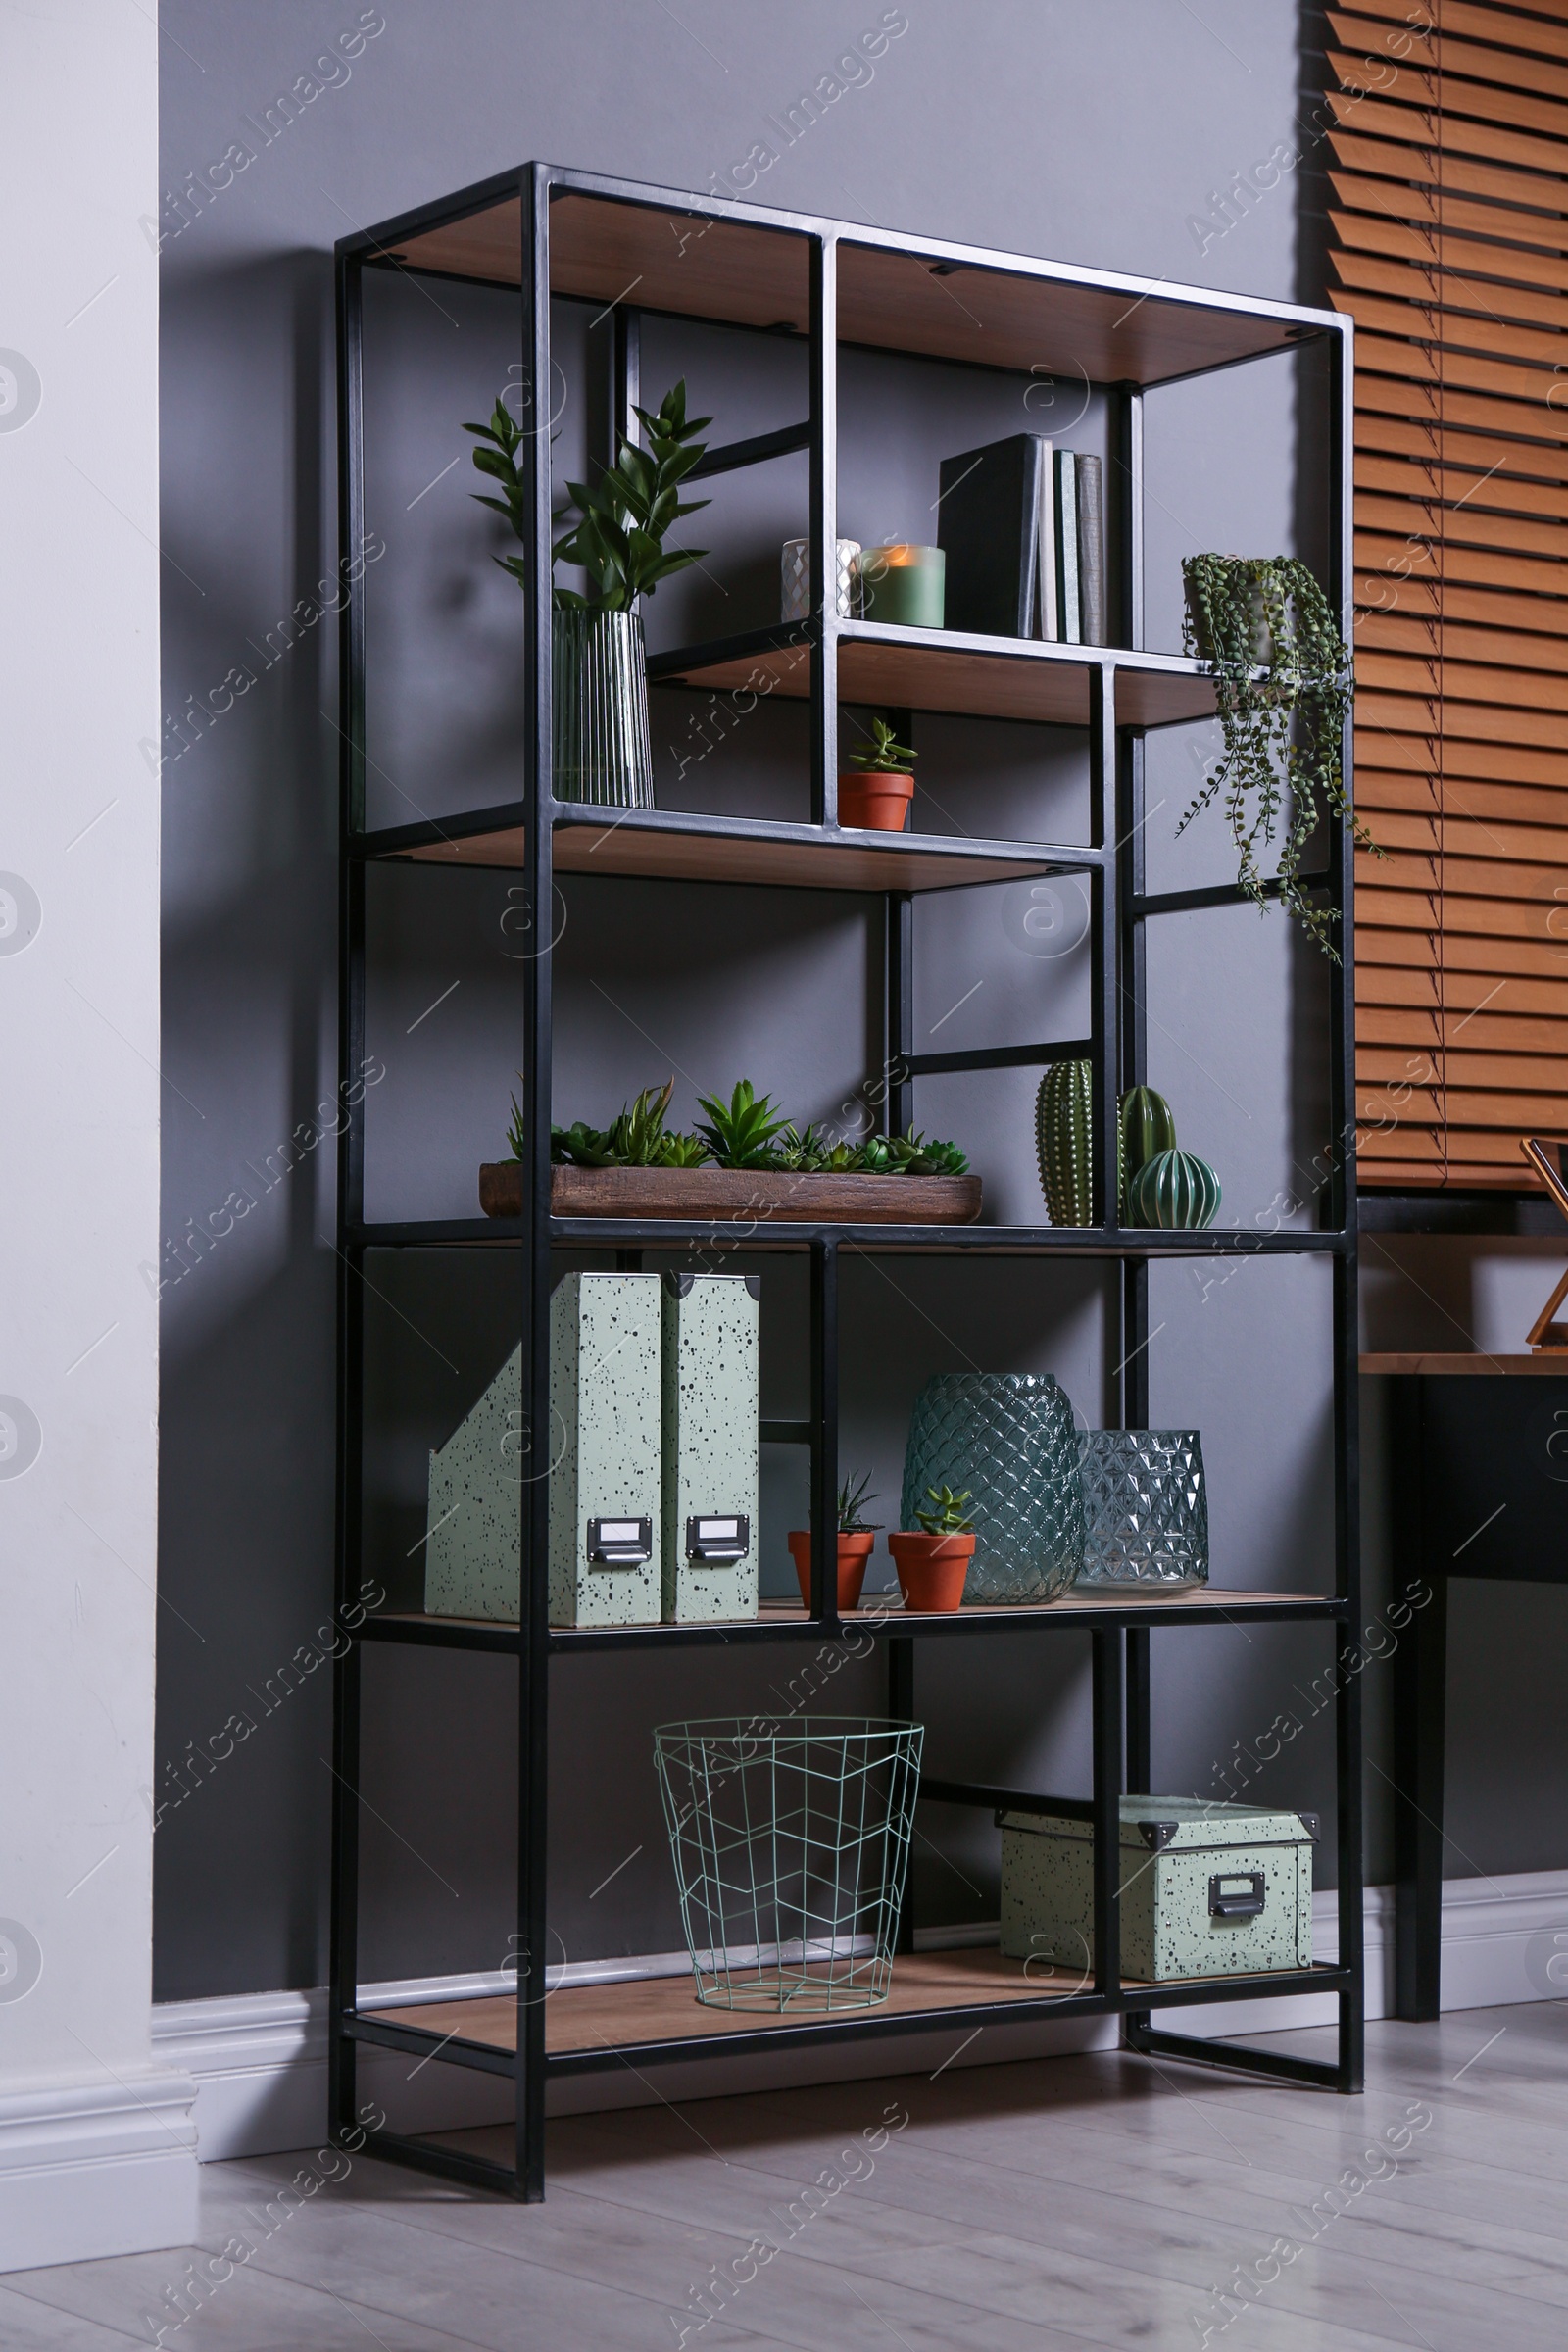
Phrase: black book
[
  {"left": 937, "top": 433, "right": 1049, "bottom": 637},
  {"left": 1076, "top": 453, "right": 1106, "bottom": 647}
]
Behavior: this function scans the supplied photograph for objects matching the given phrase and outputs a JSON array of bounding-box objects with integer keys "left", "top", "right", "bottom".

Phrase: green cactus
[
  {"left": 1036, "top": 1060, "right": 1095, "bottom": 1226},
  {"left": 1126, "top": 1146, "right": 1221, "bottom": 1231},
  {"left": 1119, "top": 1085, "right": 1178, "bottom": 1213}
]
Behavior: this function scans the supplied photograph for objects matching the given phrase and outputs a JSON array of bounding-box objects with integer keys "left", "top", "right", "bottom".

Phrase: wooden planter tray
[{"left": 479, "top": 1162, "right": 983, "bottom": 1224}]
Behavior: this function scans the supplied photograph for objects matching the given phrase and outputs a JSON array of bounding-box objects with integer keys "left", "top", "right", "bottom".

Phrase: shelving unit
[{"left": 330, "top": 163, "right": 1361, "bottom": 2203}]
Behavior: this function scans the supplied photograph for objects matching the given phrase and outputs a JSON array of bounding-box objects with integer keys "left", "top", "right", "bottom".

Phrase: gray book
[
  {"left": 1054, "top": 450, "right": 1080, "bottom": 648},
  {"left": 1034, "top": 439, "right": 1057, "bottom": 639},
  {"left": 1077, "top": 454, "right": 1106, "bottom": 646}
]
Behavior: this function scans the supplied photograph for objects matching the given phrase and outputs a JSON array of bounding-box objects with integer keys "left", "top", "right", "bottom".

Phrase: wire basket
[{"left": 653, "top": 1717, "right": 923, "bottom": 2012}]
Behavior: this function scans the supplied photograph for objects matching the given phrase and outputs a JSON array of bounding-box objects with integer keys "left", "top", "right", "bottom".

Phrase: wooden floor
[
  {"left": 11, "top": 2001, "right": 1567, "bottom": 2349},
  {"left": 371, "top": 1945, "right": 1332, "bottom": 2056}
]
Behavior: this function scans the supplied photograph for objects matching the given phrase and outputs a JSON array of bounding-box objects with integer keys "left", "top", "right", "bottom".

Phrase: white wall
[{"left": 0, "top": 0, "right": 196, "bottom": 2269}]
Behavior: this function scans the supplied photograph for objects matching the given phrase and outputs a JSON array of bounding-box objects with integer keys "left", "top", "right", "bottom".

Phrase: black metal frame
[{"left": 329, "top": 161, "right": 1363, "bottom": 2201}]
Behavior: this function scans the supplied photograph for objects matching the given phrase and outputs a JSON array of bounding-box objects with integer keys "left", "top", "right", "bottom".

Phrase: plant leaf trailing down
[
  {"left": 1179, "top": 553, "right": 1379, "bottom": 958},
  {"left": 464, "top": 380, "right": 711, "bottom": 611}
]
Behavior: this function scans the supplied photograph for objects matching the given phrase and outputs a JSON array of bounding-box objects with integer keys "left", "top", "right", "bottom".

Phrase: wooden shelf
[
  {"left": 362, "top": 1589, "right": 1342, "bottom": 1656},
  {"left": 385, "top": 806, "right": 1080, "bottom": 892},
  {"left": 366, "top": 1945, "right": 1343, "bottom": 2060},
  {"left": 648, "top": 627, "right": 1221, "bottom": 730},
  {"left": 1360, "top": 1351, "right": 1568, "bottom": 1375},
  {"left": 385, "top": 188, "right": 1315, "bottom": 388}
]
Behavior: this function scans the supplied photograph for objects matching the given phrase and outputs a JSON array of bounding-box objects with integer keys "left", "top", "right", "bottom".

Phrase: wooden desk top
[{"left": 1359, "top": 1352, "right": 1568, "bottom": 1376}]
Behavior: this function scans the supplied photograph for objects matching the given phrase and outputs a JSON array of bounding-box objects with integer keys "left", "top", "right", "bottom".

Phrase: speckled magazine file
[
  {"left": 423, "top": 1273, "right": 662, "bottom": 1628},
  {"left": 661, "top": 1273, "right": 760, "bottom": 1623},
  {"left": 1000, "top": 1796, "right": 1314, "bottom": 1982}
]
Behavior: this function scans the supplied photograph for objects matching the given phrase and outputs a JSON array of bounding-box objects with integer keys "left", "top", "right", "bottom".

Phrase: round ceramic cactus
[
  {"left": 1036, "top": 1060, "right": 1094, "bottom": 1225},
  {"left": 1126, "top": 1147, "right": 1220, "bottom": 1230},
  {"left": 1119, "top": 1086, "right": 1177, "bottom": 1212}
]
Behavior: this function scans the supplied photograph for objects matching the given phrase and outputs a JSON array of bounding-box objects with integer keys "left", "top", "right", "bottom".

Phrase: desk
[{"left": 1362, "top": 1353, "right": 1568, "bottom": 2020}]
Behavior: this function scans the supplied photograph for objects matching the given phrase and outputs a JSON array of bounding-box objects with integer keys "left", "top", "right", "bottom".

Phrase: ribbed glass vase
[
  {"left": 901, "top": 1373, "right": 1085, "bottom": 1604},
  {"left": 552, "top": 609, "right": 654, "bottom": 807},
  {"left": 1076, "top": 1429, "right": 1208, "bottom": 1586}
]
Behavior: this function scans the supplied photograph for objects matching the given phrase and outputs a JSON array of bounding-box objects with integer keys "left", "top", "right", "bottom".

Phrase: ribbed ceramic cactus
[
  {"left": 1036, "top": 1060, "right": 1094, "bottom": 1225},
  {"left": 1118, "top": 1086, "right": 1177, "bottom": 1213},
  {"left": 1126, "top": 1147, "right": 1221, "bottom": 1231}
]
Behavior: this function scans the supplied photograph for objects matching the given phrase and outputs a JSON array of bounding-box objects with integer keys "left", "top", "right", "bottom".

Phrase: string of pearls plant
[{"left": 1180, "top": 554, "right": 1380, "bottom": 958}]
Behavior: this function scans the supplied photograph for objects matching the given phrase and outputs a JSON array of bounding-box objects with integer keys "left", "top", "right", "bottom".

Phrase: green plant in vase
[
  {"left": 464, "top": 380, "right": 711, "bottom": 808},
  {"left": 1180, "top": 553, "right": 1377, "bottom": 957}
]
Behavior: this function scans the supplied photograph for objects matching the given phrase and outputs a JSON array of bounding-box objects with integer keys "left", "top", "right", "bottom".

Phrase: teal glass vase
[
  {"left": 901, "top": 1373, "right": 1085, "bottom": 1603},
  {"left": 1076, "top": 1430, "right": 1208, "bottom": 1586}
]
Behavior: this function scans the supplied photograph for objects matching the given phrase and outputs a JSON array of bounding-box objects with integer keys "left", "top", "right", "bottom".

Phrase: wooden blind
[{"left": 1328, "top": 0, "right": 1568, "bottom": 1187}]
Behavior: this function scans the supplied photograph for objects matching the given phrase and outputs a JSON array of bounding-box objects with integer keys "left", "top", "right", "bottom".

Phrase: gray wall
[{"left": 154, "top": 1, "right": 1551, "bottom": 2007}]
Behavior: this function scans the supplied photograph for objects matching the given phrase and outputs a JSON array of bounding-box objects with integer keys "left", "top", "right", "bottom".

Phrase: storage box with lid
[{"left": 999, "top": 1796, "right": 1315, "bottom": 1981}]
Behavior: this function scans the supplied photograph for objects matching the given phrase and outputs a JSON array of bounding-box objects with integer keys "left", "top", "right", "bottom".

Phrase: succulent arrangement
[
  {"left": 510, "top": 1077, "right": 963, "bottom": 1176},
  {"left": 510, "top": 1076, "right": 969, "bottom": 1177},
  {"left": 1180, "top": 552, "right": 1376, "bottom": 958},
  {"left": 465, "top": 378, "right": 710, "bottom": 610}
]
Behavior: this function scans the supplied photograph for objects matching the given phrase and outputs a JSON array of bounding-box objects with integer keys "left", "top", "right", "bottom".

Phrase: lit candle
[{"left": 858, "top": 542, "right": 946, "bottom": 630}]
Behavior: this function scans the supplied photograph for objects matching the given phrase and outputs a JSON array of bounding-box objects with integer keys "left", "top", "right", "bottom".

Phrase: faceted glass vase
[
  {"left": 552, "top": 608, "right": 654, "bottom": 807},
  {"left": 1076, "top": 1429, "right": 1209, "bottom": 1586},
  {"left": 901, "top": 1373, "right": 1085, "bottom": 1604}
]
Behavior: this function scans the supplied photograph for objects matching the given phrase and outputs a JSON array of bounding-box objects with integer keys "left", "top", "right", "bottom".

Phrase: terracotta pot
[
  {"left": 839, "top": 769, "right": 914, "bottom": 832},
  {"left": 788, "top": 1530, "right": 875, "bottom": 1612},
  {"left": 888, "top": 1531, "right": 975, "bottom": 1613}
]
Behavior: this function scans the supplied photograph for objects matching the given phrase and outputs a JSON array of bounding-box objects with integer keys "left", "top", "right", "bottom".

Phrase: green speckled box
[
  {"left": 661, "top": 1272, "right": 760, "bottom": 1623},
  {"left": 423, "top": 1273, "right": 662, "bottom": 1628},
  {"left": 1000, "top": 1796, "right": 1314, "bottom": 1982},
  {"left": 549, "top": 1272, "right": 662, "bottom": 1627}
]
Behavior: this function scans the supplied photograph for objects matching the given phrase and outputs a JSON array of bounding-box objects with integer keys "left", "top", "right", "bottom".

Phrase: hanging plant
[{"left": 1180, "top": 554, "right": 1378, "bottom": 959}]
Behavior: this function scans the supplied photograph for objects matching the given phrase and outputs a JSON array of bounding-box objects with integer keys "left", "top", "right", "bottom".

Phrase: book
[
  {"left": 937, "top": 433, "right": 1048, "bottom": 637},
  {"left": 1054, "top": 449, "right": 1080, "bottom": 647},
  {"left": 1034, "top": 439, "right": 1057, "bottom": 640},
  {"left": 1076, "top": 454, "right": 1105, "bottom": 646}
]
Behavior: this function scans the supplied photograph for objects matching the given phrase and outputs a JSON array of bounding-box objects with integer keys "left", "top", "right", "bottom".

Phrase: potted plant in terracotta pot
[
  {"left": 840, "top": 715, "right": 916, "bottom": 832},
  {"left": 788, "top": 1473, "right": 882, "bottom": 1612},
  {"left": 889, "top": 1486, "right": 976, "bottom": 1613}
]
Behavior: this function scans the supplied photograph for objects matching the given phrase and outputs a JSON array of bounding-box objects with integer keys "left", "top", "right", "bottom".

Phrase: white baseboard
[
  {"left": 0, "top": 2067, "right": 199, "bottom": 2275},
  {"left": 154, "top": 1870, "right": 1568, "bottom": 2163}
]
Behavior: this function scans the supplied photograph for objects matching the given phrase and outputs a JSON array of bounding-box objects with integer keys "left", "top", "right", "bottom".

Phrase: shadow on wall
[{"left": 155, "top": 250, "right": 342, "bottom": 2000}]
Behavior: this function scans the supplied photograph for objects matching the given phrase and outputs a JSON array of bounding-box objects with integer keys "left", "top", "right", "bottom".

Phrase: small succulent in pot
[
  {"left": 889, "top": 1485, "right": 976, "bottom": 1613},
  {"left": 841, "top": 714, "right": 917, "bottom": 833},
  {"left": 788, "top": 1471, "right": 884, "bottom": 1612}
]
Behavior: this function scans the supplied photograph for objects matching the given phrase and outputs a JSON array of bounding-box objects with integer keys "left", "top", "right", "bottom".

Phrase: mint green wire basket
[{"left": 654, "top": 1717, "right": 923, "bottom": 2012}]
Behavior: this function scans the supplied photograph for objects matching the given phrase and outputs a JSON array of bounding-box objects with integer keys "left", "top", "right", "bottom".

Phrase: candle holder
[
  {"left": 858, "top": 542, "right": 946, "bottom": 630},
  {"left": 781, "top": 538, "right": 860, "bottom": 621}
]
